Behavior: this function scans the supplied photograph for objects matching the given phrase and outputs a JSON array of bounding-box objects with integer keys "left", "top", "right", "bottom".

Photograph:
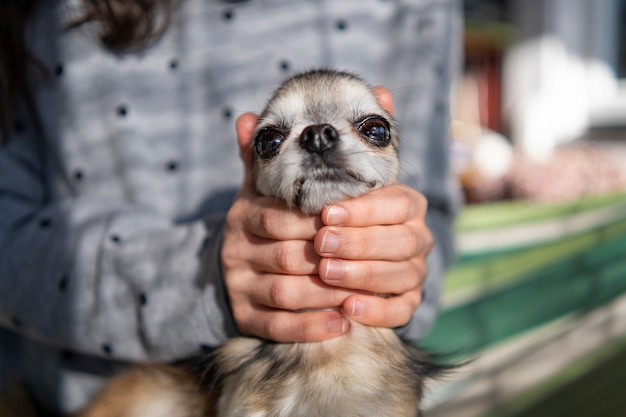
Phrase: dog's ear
[
  {"left": 235, "top": 112, "right": 259, "bottom": 188},
  {"left": 372, "top": 86, "right": 394, "bottom": 115}
]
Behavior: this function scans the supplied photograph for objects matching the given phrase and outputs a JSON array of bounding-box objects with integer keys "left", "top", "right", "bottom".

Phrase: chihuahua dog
[{"left": 78, "top": 70, "right": 445, "bottom": 417}]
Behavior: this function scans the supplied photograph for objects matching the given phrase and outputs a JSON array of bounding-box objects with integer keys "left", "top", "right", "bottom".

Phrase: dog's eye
[
  {"left": 357, "top": 116, "right": 391, "bottom": 147},
  {"left": 254, "top": 129, "right": 285, "bottom": 160}
]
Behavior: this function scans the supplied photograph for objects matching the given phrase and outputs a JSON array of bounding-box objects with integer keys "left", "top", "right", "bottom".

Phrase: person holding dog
[{"left": 0, "top": 0, "right": 461, "bottom": 414}]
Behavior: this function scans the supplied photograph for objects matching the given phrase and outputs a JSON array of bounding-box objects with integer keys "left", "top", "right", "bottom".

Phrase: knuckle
[
  {"left": 224, "top": 205, "right": 238, "bottom": 230},
  {"left": 409, "top": 258, "right": 428, "bottom": 285},
  {"left": 269, "top": 276, "right": 297, "bottom": 309},
  {"left": 416, "top": 191, "right": 428, "bottom": 211},
  {"left": 273, "top": 242, "right": 300, "bottom": 274},
  {"left": 395, "top": 263, "right": 418, "bottom": 294},
  {"left": 396, "top": 307, "right": 413, "bottom": 327},
  {"left": 407, "top": 228, "right": 421, "bottom": 254},
  {"left": 394, "top": 297, "right": 416, "bottom": 327},
  {"left": 396, "top": 227, "right": 420, "bottom": 260},
  {"left": 406, "top": 222, "right": 434, "bottom": 259},
  {"left": 388, "top": 186, "right": 413, "bottom": 224},
  {"left": 392, "top": 188, "right": 413, "bottom": 223},
  {"left": 231, "top": 305, "right": 254, "bottom": 335},
  {"left": 407, "top": 188, "right": 428, "bottom": 214},
  {"left": 260, "top": 208, "right": 281, "bottom": 237},
  {"left": 264, "top": 318, "right": 287, "bottom": 342},
  {"left": 220, "top": 240, "right": 241, "bottom": 271},
  {"left": 423, "top": 227, "right": 435, "bottom": 252},
  {"left": 225, "top": 209, "right": 238, "bottom": 230},
  {"left": 299, "top": 320, "right": 319, "bottom": 342},
  {"left": 419, "top": 263, "right": 429, "bottom": 284},
  {"left": 223, "top": 271, "right": 242, "bottom": 294},
  {"left": 225, "top": 197, "right": 248, "bottom": 231}
]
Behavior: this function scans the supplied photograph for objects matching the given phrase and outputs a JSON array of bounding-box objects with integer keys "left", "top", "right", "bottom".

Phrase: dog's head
[{"left": 251, "top": 70, "right": 399, "bottom": 214}]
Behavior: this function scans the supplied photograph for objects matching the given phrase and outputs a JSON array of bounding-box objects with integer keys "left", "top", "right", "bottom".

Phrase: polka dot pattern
[{"left": 0, "top": 0, "right": 457, "bottom": 364}]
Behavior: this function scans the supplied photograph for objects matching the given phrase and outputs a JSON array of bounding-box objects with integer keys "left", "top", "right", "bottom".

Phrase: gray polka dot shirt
[{"left": 0, "top": 0, "right": 461, "bottom": 412}]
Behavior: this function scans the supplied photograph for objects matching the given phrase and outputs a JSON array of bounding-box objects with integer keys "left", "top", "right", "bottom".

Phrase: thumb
[
  {"left": 236, "top": 112, "right": 259, "bottom": 187},
  {"left": 372, "top": 86, "right": 394, "bottom": 115}
]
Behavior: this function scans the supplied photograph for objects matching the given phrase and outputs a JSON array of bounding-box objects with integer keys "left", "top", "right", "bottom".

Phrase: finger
[
  {"left": 319, "top": 258, "right": 427, "bottom": 295},
  {"left": 315, "top": 224, "right": 424, "bottom": 261},
  {"left": 225, "top": 190, "right": 320, "bottom": 241},
  {"left": 241, "top": 198, "right": 321, "bottom": 240},
  {"left": 372, "top": 86, "right": 394, "bottom": 115},
  {"left": 223, "top": 236, "right": 320, "bottom": 275},
  {"left": 236, "top": 112, "right": 260, "bottom": 187},
  {"left": 249, "top": 274, "right": 357, "bottom": 311},
  {"left": 322, "top": 184, "right": 427, "bottom": 227},
  {"left": 240, "top": 308, "right": 350, "bottom": 342},
  {"left": 343, "top": 288, "right": 422, "bottom": 328}
]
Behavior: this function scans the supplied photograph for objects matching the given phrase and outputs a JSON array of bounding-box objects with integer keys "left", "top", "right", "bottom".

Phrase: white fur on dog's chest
[{"left": 218, "top": 324, "right": 420, "bottom": 417}]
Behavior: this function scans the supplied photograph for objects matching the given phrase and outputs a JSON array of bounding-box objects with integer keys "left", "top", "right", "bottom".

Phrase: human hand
[
  {"left": 221, "top": 86, "right": 432, "bottom": 342},
  {"left": 309, "top": 86, "right": 433, "bottom": 329},
  {"left": 221, "top": 113, "right": 355, "bottom": 343},
  {"left": 316, "top": 184, "right": 434, "bottom": 329}
]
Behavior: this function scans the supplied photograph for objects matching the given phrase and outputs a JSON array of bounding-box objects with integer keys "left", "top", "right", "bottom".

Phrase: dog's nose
[{"left": 299, "top": 124, "right": 339, "bottom": 154}]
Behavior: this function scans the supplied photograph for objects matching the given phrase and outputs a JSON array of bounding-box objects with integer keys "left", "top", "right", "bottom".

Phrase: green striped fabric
[{"left": 422, "top": 192, "right": 626, "bottom": 357}]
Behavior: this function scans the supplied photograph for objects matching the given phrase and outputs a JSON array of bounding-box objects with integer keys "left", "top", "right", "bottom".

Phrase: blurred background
[{"left": 423, "top": 1, "right": 626, "bottom": 416}]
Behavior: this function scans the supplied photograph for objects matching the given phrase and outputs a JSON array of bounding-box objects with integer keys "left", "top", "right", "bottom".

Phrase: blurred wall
[{"left": 503, "top": 0, "right": 623, "bottom": 160}]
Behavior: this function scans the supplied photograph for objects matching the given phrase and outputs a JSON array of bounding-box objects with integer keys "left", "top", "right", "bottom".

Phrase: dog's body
[
  {"left": 78, "top": 70, "right": 444, "bottom": 417},
  {"left": 213, "top": 323, "right": 436, "bottom": 417}
]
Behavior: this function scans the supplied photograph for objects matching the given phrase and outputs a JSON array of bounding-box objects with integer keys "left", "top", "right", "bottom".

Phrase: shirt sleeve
[
  {"left": 394, "top": 0, "right": 463, "bottom": 342},
  {"left": 0, "top": 131, "right": 240, "bottom": 362}
]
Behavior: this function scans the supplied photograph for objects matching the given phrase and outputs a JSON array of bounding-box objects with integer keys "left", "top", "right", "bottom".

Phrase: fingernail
[
  {"left": 325, "top": 206, "right": 347, "bottom": 225},
  {"left": 323, "top": 259, "right": 345, "bottom": 283},
  {"left": 350, "top": 300, "right": 365, "bottom": 317},
  {"left": 319, "top": 230, "right": 339, "bottom": 254},
  {"left": 328, "top": 316, "right": 348, "bottom": 335}
]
